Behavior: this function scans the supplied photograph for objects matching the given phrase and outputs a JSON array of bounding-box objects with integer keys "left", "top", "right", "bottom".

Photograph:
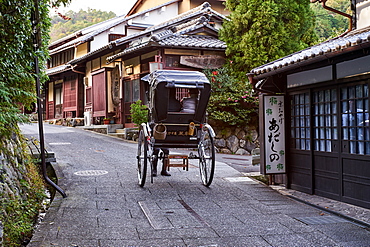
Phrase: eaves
[
  {"left": 113, "top": 2, "right": 222, "bottom": 46},
  {"left": 106, "top": 36, "right": 226, "bottom": 64},
  {"left": 68, "top": 43, "right": 116, "bottom": 65},
  {"left": 250, "top": 26, "right": 370, "bottom": 80},
  {"left": 45, "top": 64, "right": 72, "bottom": 76}
]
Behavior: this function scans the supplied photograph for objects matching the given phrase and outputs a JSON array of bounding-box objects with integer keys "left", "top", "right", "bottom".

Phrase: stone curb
[{"left": 270, "top": 185, "right": 370, "bottom": 228}]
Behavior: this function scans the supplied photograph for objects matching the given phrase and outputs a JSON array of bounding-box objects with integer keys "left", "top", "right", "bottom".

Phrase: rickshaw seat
[{"left": 165, "top": 112, "right": 196, "bottom": 124}]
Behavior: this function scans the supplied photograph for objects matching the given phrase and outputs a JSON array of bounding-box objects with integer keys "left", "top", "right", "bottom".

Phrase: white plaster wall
[
  {"left": 126, "top": 28, "right": 141, "bottom": 36},
  {"left": 131, "top": 3, "right": 178, "bottom": 26},
  {"left": 90, "top": 23, "right": 127, "bottom": 51},
  {"left": 109, "top": 23, "right": 126, "bottom": 35},
  {"left": 91, "top": 31, "right": 110, "bottom": 51},
  {"left": 357, "top": 0, "right": 370, "bottom": 29}
]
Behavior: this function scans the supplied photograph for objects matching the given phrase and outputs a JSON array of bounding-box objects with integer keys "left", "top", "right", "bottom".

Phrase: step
[{"left": 107, "top": 133, "right": 125, "bottom": 138}]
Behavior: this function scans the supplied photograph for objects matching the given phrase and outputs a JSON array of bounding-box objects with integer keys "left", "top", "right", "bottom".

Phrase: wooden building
[
  {"left": 45, "top": 0, "right": 227, "bottom": 127},
  {"left": 249, "top": 0, "right": 370, "bottom": 209}
]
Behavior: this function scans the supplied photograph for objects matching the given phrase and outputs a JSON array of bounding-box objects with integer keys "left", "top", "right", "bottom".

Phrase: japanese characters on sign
[{"left": 264, "top": 95, "right": 286, "bottom": 174}]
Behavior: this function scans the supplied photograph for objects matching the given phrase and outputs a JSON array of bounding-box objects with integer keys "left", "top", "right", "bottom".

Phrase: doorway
[{"left": 289, "top": 81, "right": 370, "bottom": 208}]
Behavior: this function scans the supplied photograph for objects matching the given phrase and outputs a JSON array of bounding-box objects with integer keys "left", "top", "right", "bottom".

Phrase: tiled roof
[
  {"left": 106, "top": 43, "right": 149, "bottom": 63},
  {"left": 144, "top": 2, "right": 212, "bottom": 32},
  {"left": 158, "top": 35, "right": 225, "bottom": 48},
  {"left": 75, "top": 3, "right": 226, "bottom": 64},
  {"left": 46, "top": 64, "right": 71, "bottom": 76},
  {"left": 173, "top": 16, "right": 219, "bottom": 35},
  {"left": 48, "top": 13, "right": 127, "bottom": 49},
  {"left": 250, "top": 27, "right": 370, "bottom": 78},
  {"left": 49, "top": 0, "right": 182, "bottom": 54},
  {"left": 68, "top": 43, "right": 113, "bottom": 65},
  {"left": 106, "top": 28, "right": 226, "bottom": 64},
  {"left": 49, "top": 15, "right": 129, "bottom": 53},
  {"left": 113, "top": 2, "right": 216, "bottom": 46}
]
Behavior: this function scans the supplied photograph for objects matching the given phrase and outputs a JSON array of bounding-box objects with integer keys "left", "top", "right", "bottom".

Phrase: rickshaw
[{"left": 137, "top": 70, "right": 216, "bottom": 187}]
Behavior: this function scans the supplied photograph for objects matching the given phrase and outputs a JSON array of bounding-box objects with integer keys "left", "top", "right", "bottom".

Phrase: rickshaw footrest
[{"left": 165, "top": 155, "right": 189, "bottom": 171}]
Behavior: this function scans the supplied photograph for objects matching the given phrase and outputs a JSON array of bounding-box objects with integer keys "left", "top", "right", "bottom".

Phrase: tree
[
  {"left": 311, "top": 0, "right": 351, "bottom": 41},
  {"left": 50, "top": 9, "right": 116, "bottom": 42},
  {"left": 0, "top": 0, "right": 70, "bottom": 138},
  {"left": 0, "top": 0, "right": 70, "bottom": 245},
  {"left": 204, "top": 67, "right": 258, "bottom": 128},
  {"left": 220, "top": 0, "right": 317, "bottom": 80}
]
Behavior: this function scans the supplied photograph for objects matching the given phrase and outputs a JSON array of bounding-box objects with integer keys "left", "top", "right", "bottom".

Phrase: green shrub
[
  {"left": 130, "top": 100, "right": 148, "bottom": 127},
  {"left": 203, "top": 66, "right": 258, "bottom": 128}
]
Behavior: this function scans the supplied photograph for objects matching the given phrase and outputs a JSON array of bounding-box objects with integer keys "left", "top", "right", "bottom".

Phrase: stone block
[
  {"left": 243, "top": 140, "right": 256, "bottom": 153},
  {"left": 237, "top": 129, "right": 246, "bottom": 139},
  {"left": 239, "top": 139, "right": 246, "bottom": 148},
  {"left": 235, "top": 148, "right": 248, "bottom": 155},
  {"left": 220, "top": 148, "right": 232, "bottom": 154},
  {"left": 215, "top": 138, "right": 226, "bottom": 148},
  {"left": 226, "top": 135, "right": 239, "bottom": 153}
]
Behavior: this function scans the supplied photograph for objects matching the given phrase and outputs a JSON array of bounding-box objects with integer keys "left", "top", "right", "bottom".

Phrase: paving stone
[
  {"left": 24, "top": 124, "right": 370, "bottom": 246},
  {"left": 311, "top": 223, "right": 370, "bottom": 242},
  {"left": 262, "top": 232, "right": 337, "bottom": 247}
]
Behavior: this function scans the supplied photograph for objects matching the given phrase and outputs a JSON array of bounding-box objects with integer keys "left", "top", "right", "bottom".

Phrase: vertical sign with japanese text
[{"left": 263, "top": 95, "right": 286, "bottom": 174}]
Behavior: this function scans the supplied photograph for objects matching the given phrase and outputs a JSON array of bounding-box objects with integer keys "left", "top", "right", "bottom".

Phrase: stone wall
[
  {"left": 213, "top": 126, "right": 259, "bottom": 155},
  {"left": 0, "top": 133, "right": 27, "bottom": 246},
  {"left": 0, "top": 221, "right": 2, "bottom": 247},
  {"left": 0, "top": 134, "right": 30, "bottom": 202},
  {"left": 0, "top": 132, "right": 45, "bottom": 246}
]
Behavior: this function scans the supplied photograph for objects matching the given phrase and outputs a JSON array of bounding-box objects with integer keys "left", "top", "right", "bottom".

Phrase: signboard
[
  {"left": 263, "top": 95, "right": 286, "bottom": 174},
  {"left": 180, "top": 55, "right": 225, "bottom": 69},
  {"left": 111, "top": 65, "right": 120, "bottom": 106}
]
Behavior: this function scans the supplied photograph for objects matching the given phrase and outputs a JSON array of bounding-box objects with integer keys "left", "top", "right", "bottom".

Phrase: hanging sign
[
  {"left": 111, "top": 65, "right": 120, "bottom": 106},
  {"left": 263, "top": 95, "right": 286, "bottom": 174}
]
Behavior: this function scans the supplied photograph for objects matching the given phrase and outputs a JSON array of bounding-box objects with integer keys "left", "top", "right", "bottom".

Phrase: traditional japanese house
[
  {"left": 45, "top": 0, "right": 227, "bottom": 127},
  {"left": 249, "top": 0, "right": 370, "bottom": 209},
  {"left": 127, "top": 0, "right": 228, "bottom": 16}
]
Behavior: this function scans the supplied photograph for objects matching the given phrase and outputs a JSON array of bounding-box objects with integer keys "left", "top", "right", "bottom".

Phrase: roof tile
[{"left": 251, "top": 27, "right": 370, "bottom": 78}]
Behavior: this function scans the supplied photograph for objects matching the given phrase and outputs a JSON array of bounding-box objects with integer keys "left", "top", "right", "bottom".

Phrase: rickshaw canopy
[
  {"left": 142, "top": 70, "right": 212, "bottom": 124},
  {"left": 142, "top": 70, "right": 210, "bottom": 89}
]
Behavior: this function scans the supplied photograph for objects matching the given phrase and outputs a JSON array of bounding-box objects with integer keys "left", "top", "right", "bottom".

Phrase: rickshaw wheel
[
  {"left": 137, "top": 127, "right": 148, "bottom": 187},
  {"left": 198, "top": 126, "right": 215, "bottom": 186}
]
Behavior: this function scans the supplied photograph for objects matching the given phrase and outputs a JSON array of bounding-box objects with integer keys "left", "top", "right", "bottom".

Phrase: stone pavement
[
  {"left": 271, "top": 185, "right": 370, "bottom": 228},
  {"left": 25, "top": 125, "right": 370, "bottom": 247}
]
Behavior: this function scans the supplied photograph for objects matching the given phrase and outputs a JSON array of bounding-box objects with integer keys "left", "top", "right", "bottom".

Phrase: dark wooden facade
[
  {"left": 251, "top": 42, "right": 370, "bottom": 209},
  {"left": 46, "top": 74, "right": 84, "bottom": 120},
  {"left": 288, "top": 76, "right": 370, "bottom": 209},
  {"left": 92, "top": 69, "right": 108, "bottom": 118}
]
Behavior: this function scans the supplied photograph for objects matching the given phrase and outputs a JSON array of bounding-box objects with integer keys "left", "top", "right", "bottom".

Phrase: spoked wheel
[
  {"left": 198, "top": 126, "right": 215, "bottom": 186},
  {"left": 137, "top": 127, "right": 150, "bottom": 187}
]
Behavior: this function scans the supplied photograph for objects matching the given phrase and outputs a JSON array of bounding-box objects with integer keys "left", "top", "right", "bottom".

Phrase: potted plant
[{"left": 103, "top": 117, "right": 110, "bottom": 125}]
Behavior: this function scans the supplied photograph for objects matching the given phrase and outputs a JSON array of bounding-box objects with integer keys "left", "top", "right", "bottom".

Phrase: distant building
[
  {"left": 249, "top": 0, "right": 370, "bottom": 209},
  {"left": 45, "top": 0, "right": 227, "bottom": 127},
  {"left": 127, "top": 0, "right": 228, "bottom": 16}
]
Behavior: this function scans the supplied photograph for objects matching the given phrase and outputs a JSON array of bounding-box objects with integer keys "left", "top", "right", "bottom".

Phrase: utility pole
[{"left": 32, "top": 0, "right": 67, "bottom": 198}]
